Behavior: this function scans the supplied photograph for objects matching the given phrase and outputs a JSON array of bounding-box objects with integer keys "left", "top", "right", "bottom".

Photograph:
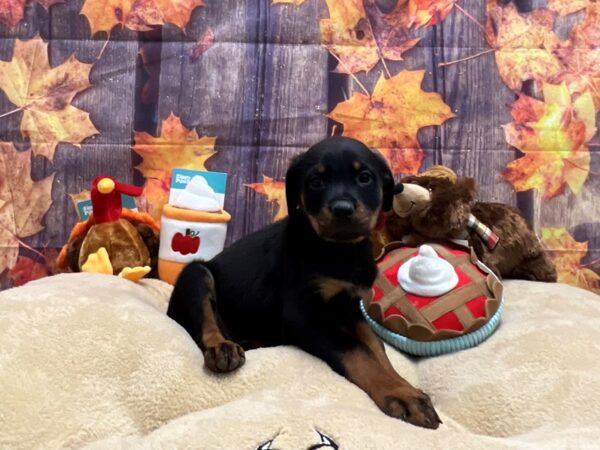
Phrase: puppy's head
[{"left": 285, "top": 136, "right": 393, "bottom": 243}]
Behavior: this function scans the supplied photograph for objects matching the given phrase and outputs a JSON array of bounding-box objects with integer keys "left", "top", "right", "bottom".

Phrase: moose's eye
[
  {"left": 357, "top": 170, "right": 373, "bottom": 185},
  {"left": 308, "top": 176, "right": 325, "bottom": 190}
]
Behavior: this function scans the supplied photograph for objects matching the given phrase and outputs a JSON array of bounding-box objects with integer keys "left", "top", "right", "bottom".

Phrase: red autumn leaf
[
  {"left": 189, "top": 28, "right": 215, "bottom": 62},
  {"left": 409, "top": 0, "right": 457, "bottom": 29},
  {"left": 7, "top": 255, "right": 49, "bottom": 287},
  {"left": 0, "top": 0, "right": 62, "bottom": 30}
]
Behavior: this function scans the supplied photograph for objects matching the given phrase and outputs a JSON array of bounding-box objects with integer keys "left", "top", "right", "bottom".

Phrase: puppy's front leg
[
  {"left": 284, "top": 302, "right": 440, "bottom": 429},
  {"left": 167, "top": 262, "right": 245, "bottom": 373}
]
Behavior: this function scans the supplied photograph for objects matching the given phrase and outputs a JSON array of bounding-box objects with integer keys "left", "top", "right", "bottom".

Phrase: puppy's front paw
[
  {"left": 382, "top": 388, "right": 441, "bottom": 429},
  {"left": 203, "top": 340, "right": 246, "bottom": 373}
]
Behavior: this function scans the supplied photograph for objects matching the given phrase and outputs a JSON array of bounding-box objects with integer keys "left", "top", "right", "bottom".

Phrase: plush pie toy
[
  {"left": 373, "top": 166, "right": 557, "bottom": 282},
  {"left": 361, "top": 241, "right": 504, "bottom": 356}
]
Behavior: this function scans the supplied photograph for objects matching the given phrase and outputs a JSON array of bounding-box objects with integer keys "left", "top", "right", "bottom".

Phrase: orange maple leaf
[
  {"left": 328, "top": 70, "right": 455, "bottom": 175},
  {"left": 541, "top": 227, "right": 600, "bottom": 294},
  {"left": 0, "top": 142, "right": 54, "bottom": 274},
  {"left": 132, "top": 113, "right": 217, "bottom": 220},
  {"left": 320, "top": 0, "right": 420, "bottom": 74},
  {"left": 502, "top": 83, "right": 595, "bottom": 198},
  {"left": 409, "top": 0, "right": 456, "bottom": 28},
  {"left": 81, "top": 0, "right": 204, "bottom": 35},
  {"left": 7, "top": 255, "right": 49, "bottom": 287},
  {"left": 0, "top": 0, "right": 62, "bottom": 29},
  {"left": 485, "top": 3, "right": 562, "bottom": 91},
  {"left": 0, "top": 37, "right": 98, "bottom": 161},
  {"left": 246, "top": 176, "right": 288, "bottom": 222}
]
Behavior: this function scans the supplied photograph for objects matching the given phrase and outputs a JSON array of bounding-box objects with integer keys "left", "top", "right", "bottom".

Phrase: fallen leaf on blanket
[
  {"left": 0, "top": 36, "right": 98, "bottom": 161},
  {"left": 485, "top": 3, "right": 562, "bottom": 91},
  {"left": 0, "top": 142, "right": 54, "bottom": 274},
  {"left": 502, "top": 83, "right": 594, "bottom": 198},
  {"left": 7, "top": 256, "right": 49, "bottom": 287},
  {"left": 189, "top": 28, "right": 215, "bottom": 62},
  {"left": 541, "top": 228, "right": 600, "bottom": 294},
  {"left": 133, "top": 113, "right": 217, "bottom": 221},
  {"left": 547, "top": 0, "right": 588, "bottom": 16},
  {"left": 246, "top": 176, "right": 288, "bottom": 222},
  {"left": 0, "top": 0, "right": 62, "bottom": 29},
  {"left": 409, "top": 0, "right": 456, "bottom": 28},
  {"left": 320, "top": 0, "right": 419, "bottom": 74},
  {"left": 328, "top": 70, "right": 455, "bottom": 174},
  {"left": 81, "top": 0, "right": 204, "bottom": 35}
]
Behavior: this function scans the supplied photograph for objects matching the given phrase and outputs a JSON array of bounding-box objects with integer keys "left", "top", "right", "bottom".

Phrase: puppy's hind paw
[{"left": 203, "top": 340, "right": 246, "bottom": 373}]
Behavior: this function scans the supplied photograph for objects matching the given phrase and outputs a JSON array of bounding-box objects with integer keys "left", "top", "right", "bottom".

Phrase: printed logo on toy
[{"left": 171, "top": 228, "right": 201, "bottom": 255}]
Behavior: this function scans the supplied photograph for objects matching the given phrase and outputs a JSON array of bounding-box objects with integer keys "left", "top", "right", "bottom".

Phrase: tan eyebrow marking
[
  {"left": 353, "top": 161, "right": 362, "bottom": 171},
  {"left": 317, "top": 164, "right": 326, "bottom": 174}
]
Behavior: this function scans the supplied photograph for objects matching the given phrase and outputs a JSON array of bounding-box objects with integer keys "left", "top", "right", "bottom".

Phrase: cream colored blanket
[{"left": 1, "top": 273, "right": 600, "bottom": 450}]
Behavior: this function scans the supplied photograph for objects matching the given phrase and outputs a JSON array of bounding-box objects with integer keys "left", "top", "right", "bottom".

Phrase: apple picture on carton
[{"left": 171, "top": 229, "right": 200, "bottom": 255}]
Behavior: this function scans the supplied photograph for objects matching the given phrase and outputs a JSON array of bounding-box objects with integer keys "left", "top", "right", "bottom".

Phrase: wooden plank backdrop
[{"left": 0, "top": 0, "right": 598, "bottom": 289}]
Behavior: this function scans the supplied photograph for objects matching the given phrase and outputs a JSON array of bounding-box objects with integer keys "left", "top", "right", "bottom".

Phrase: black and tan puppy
[{"left": 167, "top": 136, "right": 441, "bottom": 429}]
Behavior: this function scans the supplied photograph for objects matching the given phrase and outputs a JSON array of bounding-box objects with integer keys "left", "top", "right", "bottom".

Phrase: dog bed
[{"left": 1, "top": 273, "right": 599, "bottom": 449}]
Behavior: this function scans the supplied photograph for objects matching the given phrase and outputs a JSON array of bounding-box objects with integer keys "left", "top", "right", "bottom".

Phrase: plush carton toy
[
  {"left": 372, "top": 166, "right": 557, "bottom": 282},
  {"left": 158, "top": 169, "right": 230, "bottom": 285}
]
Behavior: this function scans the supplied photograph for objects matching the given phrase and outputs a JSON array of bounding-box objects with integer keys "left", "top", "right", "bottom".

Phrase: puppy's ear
[
  {"left": 285, "top": 153, "right": 305, "bottom": 214},
  {"left": 370, "top": 150, "right": 394, "bottom": 211}
]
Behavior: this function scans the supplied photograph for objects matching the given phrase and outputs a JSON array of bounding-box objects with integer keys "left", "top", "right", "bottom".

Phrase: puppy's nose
[
  {"left": 330, "top": 200, "right": 355, "bottom": 218},
  {"left": 393, "top": 183, "right": 404, "bottom": 195}
]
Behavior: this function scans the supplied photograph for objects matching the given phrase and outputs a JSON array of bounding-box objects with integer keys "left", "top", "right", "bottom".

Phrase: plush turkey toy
[{"left": 58, "top": 176, "right": 160, "bottom": 281}]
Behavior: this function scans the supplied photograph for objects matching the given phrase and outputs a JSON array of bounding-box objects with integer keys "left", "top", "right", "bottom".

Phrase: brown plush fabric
[
  {"left": 78, "top": 219, "right": 151, "bottom": 274},
  {"left": 375, "top": 174, "right": 557, "bottom": 282}
]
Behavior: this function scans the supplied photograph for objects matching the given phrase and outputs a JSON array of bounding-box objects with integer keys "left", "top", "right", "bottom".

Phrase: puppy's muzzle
[{"left": 330, "top": 200, "right": 355, "bottom": 219}]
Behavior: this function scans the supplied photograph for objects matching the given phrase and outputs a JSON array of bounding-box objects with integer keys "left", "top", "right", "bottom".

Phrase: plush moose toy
[{"left": 373, "top": 166, "right": 557, "bottom": 282}]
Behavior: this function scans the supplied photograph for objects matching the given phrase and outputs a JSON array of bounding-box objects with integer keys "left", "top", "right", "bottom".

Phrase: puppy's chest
[{"left": 312, "top": 276, "right": 372, "bottom": 303}]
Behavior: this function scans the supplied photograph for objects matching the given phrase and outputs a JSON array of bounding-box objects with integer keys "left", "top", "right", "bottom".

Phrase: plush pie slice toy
[{"left": 361, "top": 241, "right": 504, "bottom": 356}]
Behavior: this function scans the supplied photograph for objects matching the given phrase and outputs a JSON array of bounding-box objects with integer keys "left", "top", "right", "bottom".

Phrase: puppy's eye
[
  {"left": 357, "top": 171, "right": 373, "bottom": 185},
  {"left": 308, "top": 177, "right": 325, "bottom": 190}
]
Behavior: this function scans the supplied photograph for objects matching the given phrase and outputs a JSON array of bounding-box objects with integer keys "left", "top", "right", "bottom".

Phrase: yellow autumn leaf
[
  {"left": 328, "top": 70, "right": 455, "bottom": 174},
  {"left": 502, "top": 83, "right": 595, "bottom": 198},
  {"left": 246, "top": 176, "right": 288, "bottom": 222},
  {"left": 132, "top": 113, "right": 217, "bottom": 220},
  {"left": 485, "top": 3, "right": 562, "bottom": 91},
  {"left": 542, "top": 227, "right": 600, "bottom": 293},
  {"left": 0, "top": 36, "right": 98, "bottom": 161},
  {"left": 0, "top": 142, "right": 54, "bottom": 274},
  {"left": 81, "top": 0, "right": 205, "bottom": 35}
]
